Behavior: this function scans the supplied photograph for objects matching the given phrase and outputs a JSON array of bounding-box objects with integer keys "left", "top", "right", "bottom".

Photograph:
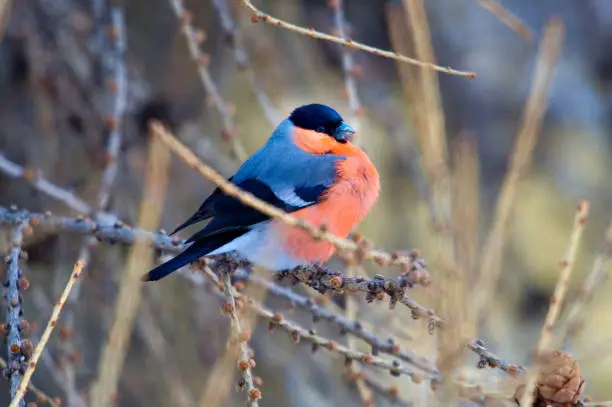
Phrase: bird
[{"left": 142, "top": 103, "right": 380, "bottom": 282}]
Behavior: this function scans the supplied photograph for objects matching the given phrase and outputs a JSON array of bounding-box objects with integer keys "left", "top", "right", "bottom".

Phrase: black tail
[
  {"left": 169, "top": 212, "right": 205, "bottom": 236},
  {"left": 142, "top": 228, "right": 249, "bottom": 282},
  {"left": 142, "top": 242, "right": 208, "bottom": 281}
]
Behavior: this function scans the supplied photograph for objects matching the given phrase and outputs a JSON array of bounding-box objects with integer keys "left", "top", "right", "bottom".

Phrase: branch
[
  {"left": 211, "top": 0, "right": 282, "bottom": 126},
  {"left": 330, "top": 0, "right": 364, "bottom": 133},
  {"left": 97, "top": 4, "right": 127, "bottom": 213},
  {"left": 199, "top": 266, "right": 435, "bottom": 382},
  {"left": 201, "top": 268, "right": 261, "bottom": 405},
  {"left": 89, "top": 132, "right": 170, "bottom": 407},
  {"left": 518, "top": 201, "right": 590, "bottom": 407},
  {"left": 168, "top": 0, "right": 248, "bottom": 161},
  {"left": 243, "top": 273, "right": 438, "bottom": 375},
  {"left": 471, "top": 17, "right": 564, "bottom": 321},
  {"left": 238, "top": 0, "right": 475, "bottom": 78},
  {"left": 8, "top": 260, "right": 86, "bottom": 407},
  {"left": 561, "top": 220, "right": 612, "bottom": 346},
  {"left": 60, "top": 4, "right": 128, "bottom": 401},
  {"left": 0, "top": 204, "right": 524, "bottom": 385},
  {"left": 0, "top": 154, "right": 91, "bottom": 214},
  {"left": 0, "top": 357, "right": 60, "bottom": 407},
  {"left": 0, "top": 206, "right": 522, "bottom": 380},
  {"left": 4, "top": 223, "right": 26, "bottom": 407},
  {"left": 476, "top": 0, "right": 533, "bottom": 41}
]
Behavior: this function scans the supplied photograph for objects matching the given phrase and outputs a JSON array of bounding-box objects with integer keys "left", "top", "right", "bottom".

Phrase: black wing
[
  {"left": 171, "top": 178, "right": 330, "bottom": 245},
  {"left": 169, "top": 176, "right": 233, "bottom": 236}
]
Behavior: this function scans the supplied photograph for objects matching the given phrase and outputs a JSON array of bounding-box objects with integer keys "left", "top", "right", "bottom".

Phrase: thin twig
[
  {"left": 212, "top": 0, "right": 282, "bottom": 126},
  {"left": 97, "top": 5, "right": 127, "bottom": 213},
  {"left": 200, "top": 267, "right": 434, "bottom": 382},
  {"left": 518, "top": 201, "right": 590, "bottom": 407},
  {"left": 402, "top": 2, "right": 462, "bottom": 400},
  {"left": 8, "top": 260, "right": 86, "bottom": 407},
  {"left": 30, "top": 291, "right": 87, "bottom": 407},
  {"left": 471, "top": 17, "right": 565, "bottom": 322},
  {"left": 244, "top": 273, "right": 437, "bottom": 375},
  {"left": 4, "top": 223, "right": 25, "bottom": 407},
  {"left": 0, "top": 155, "right": 91, "bottom": 214},
  {"left": 330, "top": 1, "right": 370, "bottom": 402},
  {"left": 238, "top": 0, "right": 476, "bottom": 78},
  {"left": 0, "top": 357, "right": 60, "bottom": 407},
  {"left": 330, "top": 0, "right": 363, "bottom": 134},
  {"left": 196, "top": 269, "right": 413, "bottom": 406},
  {"left": 207, "top": 268, "right": 261, "bottom": 405},
  {"left": 168, "top": 0, "right": 248, "bottom": 161},
  {"left": 561, "top": 221, "right": 612, "bottom": 346},
  {"left": 61, "top": 4, "right": 128, "bottom": 401},
  {"left": 476, "top": 0, "right": 533, "bottom": 41},
  {"left": 89, "top": 132, "right": 170, "bottom": 407}
]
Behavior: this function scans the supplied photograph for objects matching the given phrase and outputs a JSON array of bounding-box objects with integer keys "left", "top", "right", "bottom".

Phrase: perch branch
[{"left": 0, "top": 208, "right": 521, "bottom": 379}]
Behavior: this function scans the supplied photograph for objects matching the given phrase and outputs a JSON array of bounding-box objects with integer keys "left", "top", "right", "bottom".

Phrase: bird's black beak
[{"left": 333, "top": 122, "right": 356, "bottom": 143}]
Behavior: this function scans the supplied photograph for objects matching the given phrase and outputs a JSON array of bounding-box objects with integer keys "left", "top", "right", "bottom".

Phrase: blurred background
[{"left": 1, "top": 0, "right": 612, "bottom": 406}]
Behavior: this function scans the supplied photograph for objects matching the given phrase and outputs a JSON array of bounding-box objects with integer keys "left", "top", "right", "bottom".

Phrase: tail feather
[
  {"left": 142, "top": 242, "right": 207, "bottom": 281},
  {"left": 142, "top": 228, "right": 250, "bottom": 282},
  {"left": 169, "top": 212, "right": 206, "bottom": 236}
]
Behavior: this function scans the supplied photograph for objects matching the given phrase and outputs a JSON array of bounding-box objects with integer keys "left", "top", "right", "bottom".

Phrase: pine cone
[{"left": 514, "top": 351, "right": 584, "bottom": 407}]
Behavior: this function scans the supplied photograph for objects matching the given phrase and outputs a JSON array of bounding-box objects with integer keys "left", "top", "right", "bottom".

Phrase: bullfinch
[{"left": 143, "top": 103, "right": 380, "bottom": 282}]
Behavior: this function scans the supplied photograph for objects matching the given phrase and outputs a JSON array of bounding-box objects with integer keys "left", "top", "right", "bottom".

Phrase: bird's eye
[{"left": 316, "top": 126, "right": 326, "bottom": 133}]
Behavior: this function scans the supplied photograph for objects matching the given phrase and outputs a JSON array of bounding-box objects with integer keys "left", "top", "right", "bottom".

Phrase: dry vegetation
[{"left": 0, "top": 1, "right": 611, "bottom": 407}]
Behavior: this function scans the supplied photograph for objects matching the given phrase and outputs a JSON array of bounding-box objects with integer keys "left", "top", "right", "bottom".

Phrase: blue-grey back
[{"left": 233, "top": 119, "right": 345, "bottom": 192}]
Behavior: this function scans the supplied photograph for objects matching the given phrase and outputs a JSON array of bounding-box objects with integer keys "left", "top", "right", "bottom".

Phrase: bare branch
[
  {"left": 561, "top": 221, "right": 612, "bottom": 345},
  {"left": 238, "top": 0, "right": 476, "bottom": 78},
  {"left": 477, "top": 0, "right": 533, "bottom": 41},
  {"left": 0, "top": 155, "right": 91, "bottom": 214},
  {"left": 4, "top": 223, "right": 26, "bottom": 407},
  {"left": 0, "top": 357, "right": 60, "bottom": 407},
  {"left": 518, "top": 201, "right": 590, "bottom": 407},
  {"left": 8, "top": 260, "right": 86, "bottom": 407},
  {"left": 201, "top": 267, "right": 261, "bottom": 405},
  {"left": 89, "top": 131, "right": 170, "bottom": 407},
  {"left": 168, "top": 0, "right": 248, "bottom": 161},
  {"left": 471, "top": 17, "right": 565, "bottom": 322},
  {"left": 212, "top": 0, "right": 282, "bottom": 126},
  {"left": 61, "top": 4, "right": 128, "bottom": 401}
]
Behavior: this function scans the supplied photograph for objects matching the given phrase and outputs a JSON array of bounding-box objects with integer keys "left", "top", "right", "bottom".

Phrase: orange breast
[{"left": 272, "top": 150, "right": 380, "bottom": 263}]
